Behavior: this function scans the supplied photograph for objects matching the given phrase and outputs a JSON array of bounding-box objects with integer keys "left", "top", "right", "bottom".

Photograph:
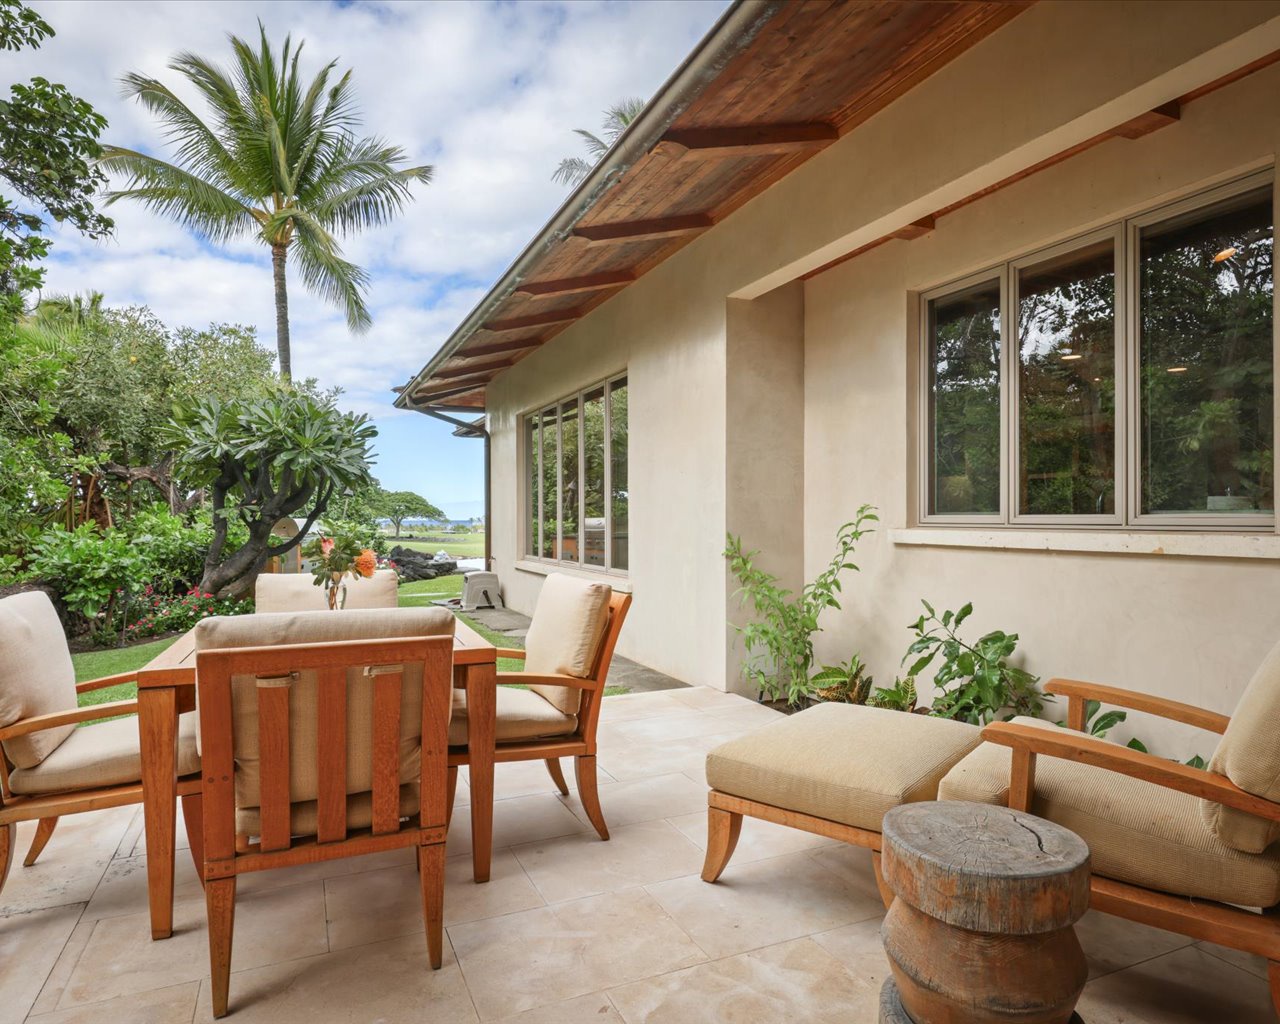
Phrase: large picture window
[
  {"left": 524, "top": 373, "right": 628, "bottom": 571},
  {"left": 920, "top": 173, "right": 1274, "bottom": 530}
]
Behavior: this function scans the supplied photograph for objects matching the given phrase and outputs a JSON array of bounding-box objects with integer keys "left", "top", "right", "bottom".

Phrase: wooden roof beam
[
  {"left": 574, "top": 214, "right": 713, "bottom": 245},
  {"left": 484, "top": 308, "right": 582, "bottom": 333},
  {"left": 1112, "top": 101, "right": 1180, "bottom": 140},
  {"left": 515, "top": 270, "right": 636, "bottom": 297},
  {"left": 457, "top": 337, "right": 544, "bottom": 359},
  {"left": 656, "top": 122, "right": 838, "bottom": 159},
  {"left": 434, "top": 357, "right": 517, "bottom": 379},
  {"left": 411, "top": 381, "right": 488, "bottom": 404},
  {"left": 890, "top": 216, "right": 936, "bottom": 241}
]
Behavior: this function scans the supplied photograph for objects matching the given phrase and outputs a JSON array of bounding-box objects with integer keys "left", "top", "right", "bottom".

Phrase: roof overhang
[{"left": 396, "top": 0, "right": 1029, "bottom": 415}]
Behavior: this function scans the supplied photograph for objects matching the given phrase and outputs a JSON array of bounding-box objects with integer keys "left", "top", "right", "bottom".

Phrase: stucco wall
[
  {"left": 479, "top": 0, "right": 1280, "bottom": 725},
  {"left": 803, "top": 58, "right": 1280, "bottom": 759}
]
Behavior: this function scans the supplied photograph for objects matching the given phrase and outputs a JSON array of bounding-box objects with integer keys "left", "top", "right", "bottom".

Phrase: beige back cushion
[
  {"left": 0, "top": 591, "right": 77, "bottom": 769},
  {"left": 194, "top": 607, "right": 454, "bottom": 815},
  {"left": 254, "top": 569, "right": 398, "bottom": 613},
  {"left": 1202, "top": 637, "right": 1280, "bottom": 853},
  {"left": 522, "top": 574, "right": 612, "bottom": 715}
]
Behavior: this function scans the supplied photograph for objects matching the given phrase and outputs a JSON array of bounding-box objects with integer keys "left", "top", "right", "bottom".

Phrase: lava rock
[{"left": 388, "top": 546, "right": 458, "bottom": 582}]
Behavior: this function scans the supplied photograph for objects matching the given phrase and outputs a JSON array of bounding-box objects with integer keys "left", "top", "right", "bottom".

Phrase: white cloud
[{"left": 9, "top": 0, "right": 727, "bottom": 432}]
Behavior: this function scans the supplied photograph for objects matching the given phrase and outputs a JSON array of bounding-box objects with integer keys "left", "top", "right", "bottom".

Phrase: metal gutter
[{"left": 395, "top": 0, "right": 784, "bottom": 412}]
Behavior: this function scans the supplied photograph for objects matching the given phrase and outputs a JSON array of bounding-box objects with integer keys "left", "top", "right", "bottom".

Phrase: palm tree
[
  {"left": 100, "top": 26, "right": 431, "bottom": 381},
  {"left": 552, "top": 98, "right": 645, "bottom": 187}
]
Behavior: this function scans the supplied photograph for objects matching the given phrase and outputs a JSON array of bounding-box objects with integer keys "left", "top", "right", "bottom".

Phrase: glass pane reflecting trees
[
  {"left": 1140, "top": 189, "right": 1274, "bottom": 515},
  {"left": 610, "top": 379, "right": 628, "bottom": 570},
  {"left": 1017, "top": 238, "right": 1116, "bottom": 515}
]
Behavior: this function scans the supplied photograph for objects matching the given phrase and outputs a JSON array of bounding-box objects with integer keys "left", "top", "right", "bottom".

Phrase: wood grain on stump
[{"left": 879, "top": 801, "right": 1091, "bottom": 1024}]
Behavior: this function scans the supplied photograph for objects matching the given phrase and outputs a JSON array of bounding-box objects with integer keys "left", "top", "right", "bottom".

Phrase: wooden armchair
[
  {"left": 937, "top": 645, "right": 1280, "bottom": 1016},
  {"left": 189, "top": 608, "right": 455, "bottom": 1017},
  {"left": 447, "top": 575, "right": 631, "bottom": 841},
  {"left": 0, "top": 591, "right": 201, "bottom": 895}
]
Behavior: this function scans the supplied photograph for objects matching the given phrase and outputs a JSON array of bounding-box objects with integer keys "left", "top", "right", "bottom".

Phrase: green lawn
[
  {"left": 389, "top": 534, "right": 486, "bottom": 559},
  {"left": 67, "top": 572, "right": 623, "bottom": 715}
]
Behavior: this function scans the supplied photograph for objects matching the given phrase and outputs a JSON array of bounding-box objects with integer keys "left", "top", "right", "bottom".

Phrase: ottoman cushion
[
  {"left": 706, "top": 703, "right": 982, "bottom": 832},
  {"left": 938, "top": 717, "right": 1280, "bottom": 908}
]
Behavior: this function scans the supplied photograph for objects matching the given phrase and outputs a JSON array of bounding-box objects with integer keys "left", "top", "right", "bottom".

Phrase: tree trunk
[{"left": 272, "top": 243, "right": 291, "bottom": 382}]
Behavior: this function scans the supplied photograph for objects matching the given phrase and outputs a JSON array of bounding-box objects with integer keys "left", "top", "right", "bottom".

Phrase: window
[
  {"left": 524, "top": 373, "right": 628, "bottom": 571},
  {"left": 920, "top": 173, "right": 1274, "bottom": 530}
]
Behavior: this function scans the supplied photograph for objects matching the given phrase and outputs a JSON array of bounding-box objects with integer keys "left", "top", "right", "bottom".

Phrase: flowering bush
[{"left": 124, "top": 586, "right": 253, "bottom": 640}]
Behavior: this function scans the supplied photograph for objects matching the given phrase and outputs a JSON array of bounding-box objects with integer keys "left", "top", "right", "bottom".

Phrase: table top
[{"left": 138, "top": 612, "right": 496, "bottom": 686}]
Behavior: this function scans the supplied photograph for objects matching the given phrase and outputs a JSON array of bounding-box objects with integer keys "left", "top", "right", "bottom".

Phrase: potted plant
[{"left": 725, "top": 504, "right": 877, "bottom": 710}]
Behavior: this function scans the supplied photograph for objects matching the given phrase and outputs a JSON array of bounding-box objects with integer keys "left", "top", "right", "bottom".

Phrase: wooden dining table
[{"left": 135, "top": 614, "right": 499, "bottom": 940}]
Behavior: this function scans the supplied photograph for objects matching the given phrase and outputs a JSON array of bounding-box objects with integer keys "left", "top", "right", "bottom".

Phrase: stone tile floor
[{"left": 1, "top": 687, "right": 1275, "bottom": 1022}]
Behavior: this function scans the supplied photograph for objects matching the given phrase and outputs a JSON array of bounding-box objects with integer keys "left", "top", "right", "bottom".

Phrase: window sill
[
  {"left": 514, "top": 559, "right": 633, "bottom": 591},
  {"left": 890, "top": 528, "right": 1280, "bottom": 560}
]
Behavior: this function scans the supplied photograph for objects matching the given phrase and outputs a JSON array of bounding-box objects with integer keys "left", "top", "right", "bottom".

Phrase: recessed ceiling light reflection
[
  {"left": 1060, "top": 353, "right": 1083, "bottom": 361},
  {"left": 1214, "top": 247, "right": 1238, "bottom": 263},
  {"left": 1167, "top": 366, "right": 1188, "bottom": 373}
]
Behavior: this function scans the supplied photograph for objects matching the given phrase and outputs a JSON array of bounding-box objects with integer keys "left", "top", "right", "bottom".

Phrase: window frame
[
  {"left": 917, "top": 169, "right": 1276, "bottom": 533},
  {"left": 522, "top": 370, "right": 629, "bottom": 574}
]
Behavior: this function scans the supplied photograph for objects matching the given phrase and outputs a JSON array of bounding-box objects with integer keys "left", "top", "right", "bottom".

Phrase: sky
[{"left": 10, "top": 0, "right": 728, "bottom": 521}]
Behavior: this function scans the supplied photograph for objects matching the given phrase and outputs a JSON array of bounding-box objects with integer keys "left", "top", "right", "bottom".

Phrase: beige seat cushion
[
  {"left": 706, "top": 703, "right": 982, "bottom": 833},
  {"left": 0, "top": 591, "right": 78, "bottom": 769},
  {"left": 1202, "top": 637, "right": 1280, "bottom": 853},
  {"left": 10, "top": 712, "right": 201, "bottom": 795},
  {"left": 939, "top": 717, "right": 1280, "bottom": 908},
  {"left": 195, "top": 607, "right": 454, "bottom": 835},
  {"left": 522, "top": 574, "right": 612, "bottom": 716},
  {"left": 238, "top": 784, "right": 420, "bottom": 836},
  {"left": 448, "top": 685, "right": 577, "bottom": 747},
  {"left": 254, "top": 569, "right": 399, "bottom": 613}
]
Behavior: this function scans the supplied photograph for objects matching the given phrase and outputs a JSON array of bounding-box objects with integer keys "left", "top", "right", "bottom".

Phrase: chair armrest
[
  {"left": 494, "top": 648, "right": 526, "bottom": 661},
  {"left": 495, "top": 672, "right": 600, "bottom": 692},
  {"left": 0, "top": 699, "right": 139, "bottom": 741},
  {"left": 1045, "top": 678, "right": 1230, "bottom": 735},
  {"left": 75, "top": 671, "right": 140, "bottom": 694},
  {"left": 981, "top": 720, "right": 1280, "bottom": 822}
]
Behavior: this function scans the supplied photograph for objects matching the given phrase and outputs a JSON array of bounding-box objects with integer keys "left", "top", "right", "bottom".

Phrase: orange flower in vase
[{"left": 354, "top": 549, "right": 377, "bottom": 578}]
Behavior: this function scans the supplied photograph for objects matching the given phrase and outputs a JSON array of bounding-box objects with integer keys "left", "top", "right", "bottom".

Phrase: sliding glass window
[
  {"left": 919, "top": 171, "right": 1274, "bottom": 531},
  {"left": 523, "top": 372, "right": 628, "bottom": 571}
]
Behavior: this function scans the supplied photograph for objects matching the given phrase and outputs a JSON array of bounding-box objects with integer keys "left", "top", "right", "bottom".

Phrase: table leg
[
  {"left": 139, "top": 685, "right": 179, "bottom": 939},
  {"left": 466, "top": 662, "right": 496, "bottom": 884}
]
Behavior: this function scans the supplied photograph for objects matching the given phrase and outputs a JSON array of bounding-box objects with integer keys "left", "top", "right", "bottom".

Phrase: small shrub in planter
[{"left": 124, "top": 586, "right": 253, "bottom": 640}]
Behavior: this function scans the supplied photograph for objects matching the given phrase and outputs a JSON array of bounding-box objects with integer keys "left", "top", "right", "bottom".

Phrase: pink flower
[{"left": 320, "top": 537, "right": 335, "bottom": 556}]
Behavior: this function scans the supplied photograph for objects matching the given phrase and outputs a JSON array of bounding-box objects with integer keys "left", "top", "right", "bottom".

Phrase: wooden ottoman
[
  {"left": 879, "top": 801, "right": 1090, "bottom": 1024},
  {"left": 701, "top": 703, "right": 983, "bottom": 891}
]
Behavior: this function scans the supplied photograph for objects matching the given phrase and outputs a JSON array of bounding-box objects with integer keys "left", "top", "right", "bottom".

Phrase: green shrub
[
  {"left": 124, "top": 586, "right": 252, "bottom": 639},
  {"left": 127, "top": 504, "right": 212, "bottom": 594},
  {"left": 28, "top": 523, "right": 149, "bottom": 621}
]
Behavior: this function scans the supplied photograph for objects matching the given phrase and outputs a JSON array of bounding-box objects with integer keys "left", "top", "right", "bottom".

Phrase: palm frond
[
  {"left": 289, "top": 210, "right": 372, "bottom": 333},
  {"left": 552, "top": 156, "right": 594, "bottom": 186}
]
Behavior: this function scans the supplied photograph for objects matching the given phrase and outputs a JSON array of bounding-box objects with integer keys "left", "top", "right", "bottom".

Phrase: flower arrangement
[{"left": 304, "top": 529, "right": 380, "bottom": 610}]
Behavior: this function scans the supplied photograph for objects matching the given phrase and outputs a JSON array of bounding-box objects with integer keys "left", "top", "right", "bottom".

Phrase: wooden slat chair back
[
  {"left": 448, "top": 587, "right": 632, "bottom": 842},
  {"left": 195, "top": 634, "right": 453, "bottom": 1018}
]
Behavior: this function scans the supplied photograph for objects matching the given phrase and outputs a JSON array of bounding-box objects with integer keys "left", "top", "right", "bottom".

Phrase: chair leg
[
  {"left": 0, "top": 823, "right": 14, "bottom": 895},
  {"left": 545, "top": 758, "right": 569, "bottom": 796},
  {"left": 206, "top": 877, "right": 236, "bottom": 1019},
  {"left": 181, "top": 793, "right": 205, "bottom": 887},
  {"left": 23, "top": 816, "right": 58, "bottom": 868},
  {"left": 418, "top": 843, "right": 446, "bottom": 970},
  {"left": 1268, "top": 961, "right": 1280, "bottom": 1019},
  {"left": 700, "top": 807, "right": 742, "bottom": 883},
  {"left": 871, "top": 851, "right": 894, "bottom": 910},
  {"left": 446, "top": 766, "right": 459, "bottom": 828},
  {"left": 574, "top": 755, "right": 609, "bottom": 841}
]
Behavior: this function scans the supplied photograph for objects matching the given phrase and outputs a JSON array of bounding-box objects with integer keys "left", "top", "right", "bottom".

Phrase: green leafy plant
[
  {"left": 867, "top": 676, "right": 920, "bottom": 713},
  {"left": 124, "top": 586, "right": 252, "bottom": 640},
  {"left": 904, "top": 600, "right": 1043, "bottom": 724},
  {"left": 811, "top": 653, "right": 873, "bottom": 704},
  {"left": 28, "top": 523, "right": 149, "bottom": 622},
  {"left": 1056, "top": 699, "right": 1148, "bottom": 751},
  {"left": 725, "top": 505, "right": 877, "bottom": 706}
]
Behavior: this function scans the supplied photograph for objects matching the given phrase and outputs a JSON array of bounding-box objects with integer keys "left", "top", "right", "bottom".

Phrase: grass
[{"left": 390, "top": 534, "right": 486, "bottom": 559}]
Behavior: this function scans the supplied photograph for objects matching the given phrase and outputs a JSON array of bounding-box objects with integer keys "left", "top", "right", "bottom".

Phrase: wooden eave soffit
[
  {"left": 652, "top": 122, "right": 838, "bottom": 160},
  {"left": 515, "top": 271, "right": 636, "bottom": 297}
]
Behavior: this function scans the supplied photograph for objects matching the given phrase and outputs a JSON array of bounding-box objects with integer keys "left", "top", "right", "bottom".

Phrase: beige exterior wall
[{"left": 481, "top": 1, "right": 1280, "bottom": 754}]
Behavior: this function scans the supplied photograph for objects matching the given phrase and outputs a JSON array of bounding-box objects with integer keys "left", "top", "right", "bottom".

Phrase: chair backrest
[
  {"left": 0, "top": 591, "right": 77, "bottom": 770},
  {"left": 254, "top": 569, "right": 399, "bottom": 613},
  {"left": 571, "top": 591, "right": 633, "bottom": 742},
  {"left": 194, "top": 608, "right": 454, "bottom": 854},
  {"left": 1202, "top": 637, "right": 1280, "bottom": 853},
  {"left": 523, "top": 574, "right": 615, "bottom": 715}
]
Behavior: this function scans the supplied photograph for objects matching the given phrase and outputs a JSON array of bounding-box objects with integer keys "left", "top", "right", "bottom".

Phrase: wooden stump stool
[{"left": 878, "top": 801, "right": 1090, "bottom": 1024}]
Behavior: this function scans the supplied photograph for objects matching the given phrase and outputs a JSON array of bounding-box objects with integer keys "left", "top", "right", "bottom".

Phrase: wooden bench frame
[{"left": 702, "top": 677, "right": 1280, "bottom": 1017}]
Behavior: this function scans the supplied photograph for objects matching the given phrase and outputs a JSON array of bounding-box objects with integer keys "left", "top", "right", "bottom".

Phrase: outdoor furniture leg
[
  {"left": 0, "top": 822, "right": 13, "bottom": 893},
  {"left": 206, "top": 876, "right": 236, "bottom": 1019},
  {"left": 574, "top": 755, "right": 609, "bottom": 840},
  {"left": 466, "top": 661, "right": 496, "bottom": 883},
  {"left": 446, "top": 765, "right": 458, "bottom": 827},
  {"left": 700, "top": 804, "right": 742, "bottom": 882},
  {"left": 182, "top": 792, "right": 205, "bottom": 885},
  {"left": 139, "top": 684, "right": 179, "bottom": 940},
  {"left": 545, "top": 757, "right": 569, "bottom": 795},
  {"left": 23, "top": 816, "right": 57, "bottom": 867},
  {"left": 419, "top": 841, "right": 447, "bottom": 969}
]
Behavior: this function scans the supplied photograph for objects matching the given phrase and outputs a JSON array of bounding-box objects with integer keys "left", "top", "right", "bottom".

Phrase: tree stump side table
[{"left": 878, "top": 801, "right": 1091, "bottom": 1024}]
